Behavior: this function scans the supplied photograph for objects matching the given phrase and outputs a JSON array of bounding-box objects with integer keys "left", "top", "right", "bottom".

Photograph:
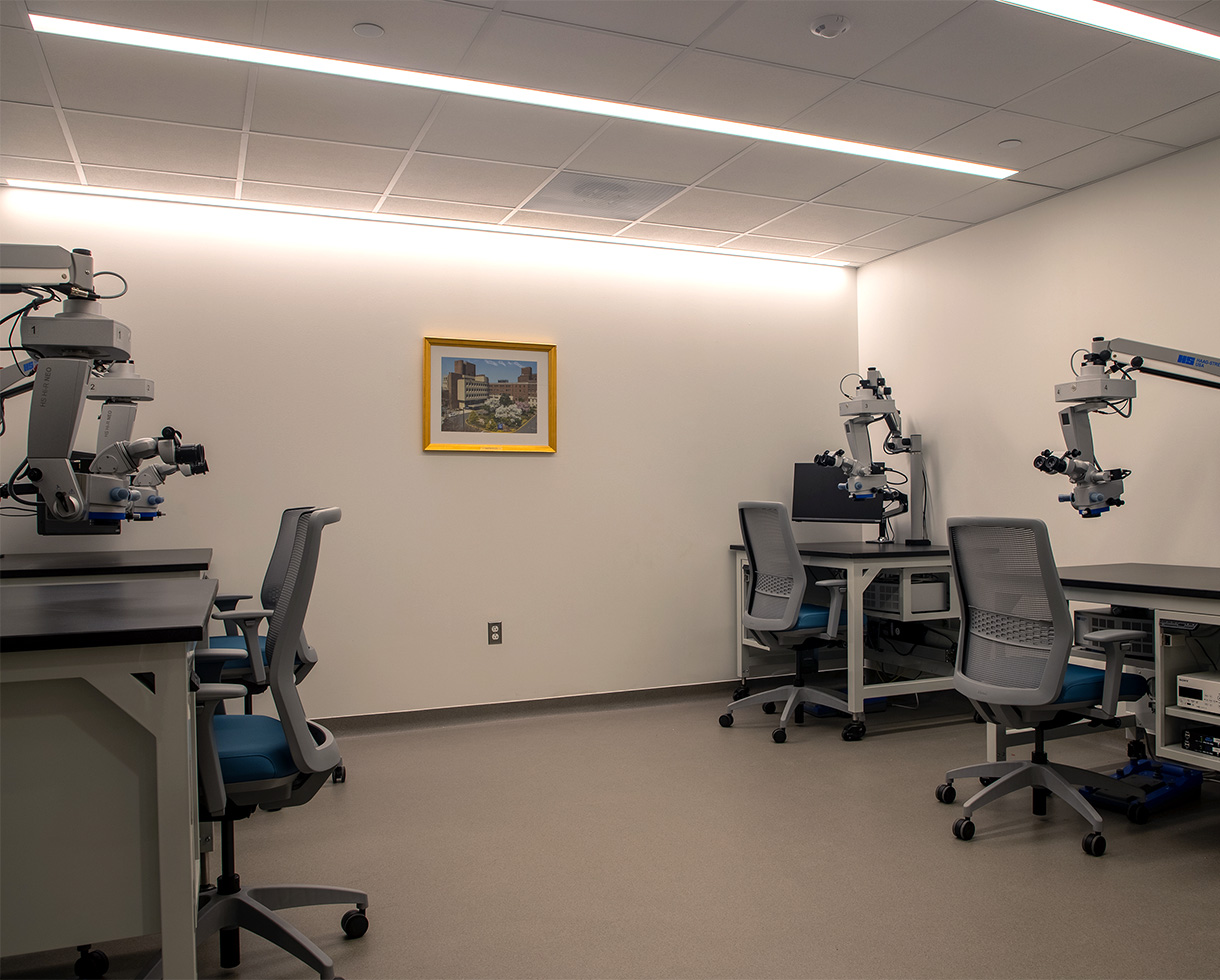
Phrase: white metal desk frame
[
  {"left": 733, "top": 542, "right": 960, "bottom": 725},
  {"left": 1, "top": 557, "right": 214, "bottom": 980},
  {"left": 0, "top": 636, "right": 202, "bottom": 979}
]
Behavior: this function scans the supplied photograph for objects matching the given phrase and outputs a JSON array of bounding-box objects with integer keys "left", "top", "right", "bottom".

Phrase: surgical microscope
[
  {"left": 1, "top": 244, "right": 207, "bottom": 534},
  {"left": 815, "top": 367, "right": 930, "bottom": 545},
  {"left": 1034, "top": 336, "right": 1219, "bottom": 517}
]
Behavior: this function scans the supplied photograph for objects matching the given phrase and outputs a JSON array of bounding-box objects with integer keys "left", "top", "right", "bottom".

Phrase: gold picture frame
[{"left": 423, "top": 337, "right": 557, "bottom": 453}]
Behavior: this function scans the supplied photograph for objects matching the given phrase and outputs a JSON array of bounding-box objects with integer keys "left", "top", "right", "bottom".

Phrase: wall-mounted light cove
[
  {"left": 2, "top": 180, "right": 855, "bottom": 268},
  {"left": 997, "top": 0, "right": 1220, "bottom": 60},
  {"left": 27, "top": 14, "right": 1016, "bottom": 179}
]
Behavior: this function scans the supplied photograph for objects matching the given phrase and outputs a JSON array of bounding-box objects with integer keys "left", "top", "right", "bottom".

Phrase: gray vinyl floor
[{"left": 3, "top": 688, "right": 1218, "bottom": 980}]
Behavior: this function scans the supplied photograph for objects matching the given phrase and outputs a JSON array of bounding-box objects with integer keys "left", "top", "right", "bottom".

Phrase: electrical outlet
[{"left": 488, "top": 622, "right": 502, "bottom": 645}]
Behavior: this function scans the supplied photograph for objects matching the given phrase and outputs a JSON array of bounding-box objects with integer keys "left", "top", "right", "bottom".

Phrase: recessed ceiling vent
[{"left": 524, "top": 171, "right": 684, "bottom": 220}]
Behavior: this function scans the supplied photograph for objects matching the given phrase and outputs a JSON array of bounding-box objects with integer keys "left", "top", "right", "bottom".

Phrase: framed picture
[{"left": 423, "top": 337, "right": 557, "bottom": 453}]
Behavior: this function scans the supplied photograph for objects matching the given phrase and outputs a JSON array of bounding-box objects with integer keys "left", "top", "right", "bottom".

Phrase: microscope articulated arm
[{"left": 1034, "top": 335, "right": 1219, "bottom": 517}]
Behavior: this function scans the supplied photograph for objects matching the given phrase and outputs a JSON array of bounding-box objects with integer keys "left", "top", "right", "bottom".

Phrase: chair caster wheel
[
  {"left": 1082, "top": 832, "right": 1106, "bottom": 856},
  {"left": 762, "top": 702, "right": 777, "bottom": 714},
  {"left": 979, "top": 776, "right": 997, "bottom": 786},
  {"left": 718, "top": 713, "right": 734, "bottom": 728},
  {"left": 771, "top": 728, "right": 786, "bottom": 743},
  {"left": 952, "top": 817, "right": 975, "bottom": 841},
  {"left": 841, "top": 721, "right": 865, "bottom": 741},
  {"left": 341, "top": 907, "right": 369, "bottom": 938},
  {"left": 732, "top": 685, "right": 749, "bottom": 701},
  {"left": 935, "top": 783, "right": 956, "bottom": 804},
  {"left": 1126, "top": 801, "right": 1149, "bottom": 825},
  {"left": 332, "top": 764, "right": 346, "bottom": 783},
  {"left": 74, "top": 946, "right": 109, "bottom": 979}
]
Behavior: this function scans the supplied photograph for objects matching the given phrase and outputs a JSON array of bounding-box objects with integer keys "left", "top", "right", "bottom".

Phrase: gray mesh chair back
[
  {"left": 948, "top": 517, "right": 1073, "bottom": 710},
  {"left": 739, "top": 500, "right": 805, "bottom": 633},
  {"left": 262, "top": 506, "right": 342, "bottom": 785}
]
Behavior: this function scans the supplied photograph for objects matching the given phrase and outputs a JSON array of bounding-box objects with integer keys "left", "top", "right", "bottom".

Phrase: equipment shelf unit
[{"left": 1157, "top": 609, "right": 1220, "bottom": 773}]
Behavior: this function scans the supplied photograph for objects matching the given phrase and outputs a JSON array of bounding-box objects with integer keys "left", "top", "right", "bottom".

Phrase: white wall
[
  {"left": 858, "top": 138, "right": 1220, "bottom": 566},
  {"left": 0, "top": 189, "right": 859, "bottom": 716}
]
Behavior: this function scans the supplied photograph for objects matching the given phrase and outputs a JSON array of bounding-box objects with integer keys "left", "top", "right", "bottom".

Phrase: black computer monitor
[{"left": 791, "top": 462, "right": 885, "bottom": 524}]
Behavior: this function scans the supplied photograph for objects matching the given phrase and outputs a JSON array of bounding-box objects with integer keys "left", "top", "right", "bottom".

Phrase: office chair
[
  {"left": 206, "top": 506, "right": 319, "bottom": 699},
  {"left": 719, "top": 501, "right": 862, "bottom": 743},
  {"left": 146, "top": 507, "right": 368, "bottom": 980},
  {"left": 935, "top": 517, "right": 1148, "bottom": 856}
]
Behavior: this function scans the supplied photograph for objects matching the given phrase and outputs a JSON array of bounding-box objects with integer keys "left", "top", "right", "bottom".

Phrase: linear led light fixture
[
  {"left": 2, "top": 179, "right": 855, "bottom": 268},
  {"left": 28, "top": 14, "right": 1016, "bottom": 179},
  {"left": 997, "top": 0, "right": 1220, "bottom": 60}
]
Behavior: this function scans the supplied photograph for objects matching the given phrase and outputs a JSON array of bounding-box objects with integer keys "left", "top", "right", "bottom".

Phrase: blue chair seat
[
  {"left": 213, "top": 714, "right": 295, "bottom": 783},
  {"left": 791, "top": 604, "right": 851, "bottom": 631},
  {"left": 1056, "top": 663, "right": 1148, "bottom": 704}
]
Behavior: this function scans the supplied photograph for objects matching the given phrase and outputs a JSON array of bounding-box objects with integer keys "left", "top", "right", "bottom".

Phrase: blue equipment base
[{"left": 1080, "top": 757, "right": 1204, "bottom": 819}]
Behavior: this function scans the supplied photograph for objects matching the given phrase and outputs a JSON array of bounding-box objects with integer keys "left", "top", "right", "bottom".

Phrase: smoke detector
[{"left": 810, "top": 15, "right": 851, "bottom": 39}]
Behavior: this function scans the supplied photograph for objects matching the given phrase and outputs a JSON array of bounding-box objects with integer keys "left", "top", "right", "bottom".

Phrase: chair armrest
[
  {"left": 1082, "top": 628, "right": 1146, "bottom": 645},
  {"left": 1080, "top": 629, "right": 1147, "bottom": 716},
  {"left": 211, "top": 609, "right": 272, "bottom": 686},
  {"left": 212, "top": 608, "right": 273, "bottom": 623},
  {"left": 213, "top": 593, "right": 254, "bottom": 634},
  {"left": 814, "top": 579, "right": 847, "bottom": 640},
  {"left": 196, "top": 682, "right": 249, "bottom": 703}
]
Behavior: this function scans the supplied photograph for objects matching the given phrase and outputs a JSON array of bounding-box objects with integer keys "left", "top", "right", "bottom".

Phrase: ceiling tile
[
  {"left": 728, "top": 235, "right": 837, "bottom": 258},
  {"left": 814, "top": 163, "right": 992, "bottom": 213},
  {"left": 461, "top": 13, "right": 680, "bottom": 100},
  {"left": 699, "top": 1, "right": 970, "bottom": 78},
  {"left": 250, "top": 68, "right": 439, "bottom": 150},
  {"left": 502, "top": 1, "right": 734, "bottom": 46},
  {"left": 849, "top": 215, "right": 968, "bottom": 250},
  {"left": 241, "top": 181, "right": 381, "bottom": 211},
  {"left": 1006, "top": 45, "right": 1220, "bottom": 133},
  {"left": 1125, "top": 94, "right": 1220, "bottom": 147},
  {"left": 1, "top": 27, "right": 51, "bottom": 105},
  {"left": 0, "top": 102, "right": 70, "bottom": 159},
  {"left": 1180, "top": 0, "right": 1220, "bottom": 30},
  {"left": 785, "top": 81, "right": 985, "bottom": 150},
  {"left": 38, "top": 34, "right": 249, "bottom": 128},
  {"left": 814, "top": 244, "right": 893, "bottom": 264},
  {"left": 2, "top": 2, "right": 31, "bottom": 28},
  {"left": 638, "top": 51, "right": 845, "bottom": 126},
  {"left": 699, "top": 144, "right": 876, "bottom": 200},
  {"left": 755, "top": 202, "right": 900, "bottom": 242},
  {"left": 1, "top": 155, "right": 78, "bottom": 181},
  {"left": 260, "top": 0, "right": 489, "bottom": 73},
  {"left": 26, "top": 0, "right": 260, "bottom": 41},
  {"left": 418, "top": 95, "right": 606, "bottom": 168},
  {"left": 65, "top": 112, "right": 240, "bottom": 176},
  {"left": 381, "top": 197, "right": 513, "bottom": 223},
  {"left": 1011, "top": 136, "right": 1182, "bottom": 190},
  {"left": 917, "top": 110, "right": 1108, "bottom": 171},
  {"left": 81, "top": 165, "right": 236, "bottom": 198},
  {"left": 615, "top": 223, "right": 735, "bottom": 246},
  {"left": 922, "top": 178, "right": 1061, "bottom": 222},
  {"left": 645, "top": 187, "right": 797, "bottom": 232},
  {"left": 392, "top": 153, "right": 552, "bottom": 207},
  {"left": 567, "top": 120, "right": 749, "bottom": 184},
  {"left": 505, "top": 211, "right": 631, "bottom": 235},
  {"left": 244, "top": 133, "right": 406, "bottom": 193},
  {"left": 862, "top": 2, "right": 1124, "bottom": 106}
]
